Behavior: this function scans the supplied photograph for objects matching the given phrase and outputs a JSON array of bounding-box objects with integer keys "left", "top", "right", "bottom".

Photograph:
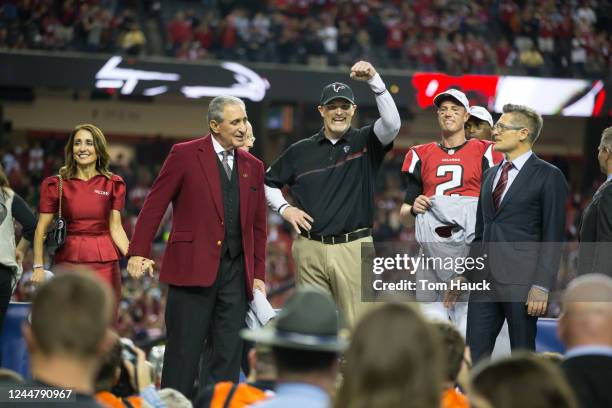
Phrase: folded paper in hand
[{"left": 246, "top": 289, "right": 276, "bottom": 329}]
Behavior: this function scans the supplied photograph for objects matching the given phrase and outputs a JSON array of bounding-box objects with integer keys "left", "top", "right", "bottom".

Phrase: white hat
[
  {"left": 469, "top": 106, "right": 494, "bottom": 127},
  {"left": 433, "top": 88, "right": 470, "bottom": 111}
]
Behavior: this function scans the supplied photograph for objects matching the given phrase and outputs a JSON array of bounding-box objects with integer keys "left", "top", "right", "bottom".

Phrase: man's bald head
[{"left": 558, "top": 274, "right": 612, "bottom": 349}]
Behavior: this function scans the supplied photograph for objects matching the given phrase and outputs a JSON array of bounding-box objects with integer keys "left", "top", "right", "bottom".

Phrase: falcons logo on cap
[{"left": 332, "top": 83, "right": 346, "bottom": 92}]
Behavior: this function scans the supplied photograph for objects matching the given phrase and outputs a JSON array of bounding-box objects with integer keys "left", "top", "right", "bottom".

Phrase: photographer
[{"left": 95, "top": 334, "right": 165, "bottom": 408}]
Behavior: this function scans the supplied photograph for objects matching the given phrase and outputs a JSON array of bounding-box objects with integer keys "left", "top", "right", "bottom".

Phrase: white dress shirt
[
  {"left": 492, "top": 150, "right": 533, "bottom": 201},
  {"left": 211, "top": 135, "right": 235, "bottom": 170}
]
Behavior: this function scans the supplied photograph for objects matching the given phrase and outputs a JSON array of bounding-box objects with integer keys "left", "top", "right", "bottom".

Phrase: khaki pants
[{"left": 292, "top": 235, "right": 372, "bottom": 330}]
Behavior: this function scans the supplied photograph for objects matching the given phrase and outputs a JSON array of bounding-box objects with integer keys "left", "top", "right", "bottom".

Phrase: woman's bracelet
[{"left": 33, "top": 264, "right": 44, "bottom": 270}]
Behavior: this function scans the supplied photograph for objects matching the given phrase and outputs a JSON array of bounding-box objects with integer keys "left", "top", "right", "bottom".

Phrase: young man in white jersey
[{"left": 399, "top": 90, "right": 509, "bottom": 355}]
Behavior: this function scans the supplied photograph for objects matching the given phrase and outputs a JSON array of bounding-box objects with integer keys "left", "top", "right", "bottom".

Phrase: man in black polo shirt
[{"left": 265, "top": 60, "right": 401, "bottom": 329}]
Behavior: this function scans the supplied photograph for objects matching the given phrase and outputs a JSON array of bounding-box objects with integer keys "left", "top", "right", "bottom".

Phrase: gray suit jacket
[{"left": 467, "top": 154, "right": 568, "bottom": 293}]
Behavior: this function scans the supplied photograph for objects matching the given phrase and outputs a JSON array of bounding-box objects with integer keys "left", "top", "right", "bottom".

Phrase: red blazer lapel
[
  {"left": 236, "top": 149, "right": 251, "bottom": 230},
  {"left": 197, "top": 135, "right": 223, "bottom": 220}
]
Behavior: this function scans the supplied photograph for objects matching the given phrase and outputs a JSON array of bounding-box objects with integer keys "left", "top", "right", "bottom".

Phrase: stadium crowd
[
  {"left": 0, "top": 0, "right": 610, "bottom": 78},
  {"left": 2, "top": 264, "right": 611, "bottom": 408}
]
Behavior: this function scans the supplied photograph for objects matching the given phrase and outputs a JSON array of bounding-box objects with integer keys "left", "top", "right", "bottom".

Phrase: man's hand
[
  {"left": 350, "top": 61, "right": 377, "bottom": 82},
  {"left": 127, "top": 256, "right": 155, "bottom": 279},
  {"left": 399, "top": 203, "right": 416, "bottom": 227},
  {"left": 123, "top": 345, "right": 153, "bottom": 392},
  {"left": 443, "top": 276, "right": 468, "bottom": 308},
  {"left": 526, "top": 286, "right": 548, "bottom": 316},
  {"left": 15, "top": 249, "right": 25, "bottom": 264},
  {"left": 457, "top": 346, "right": 472, "bottom": 390},
  {"left": 412, "top": 195, "right": 433, "bottom": 215},
  {"left": 253, "top": 278, "right": 266, "bottom": 296},
  {"left": 30, "top": 267, "right": 45, "bottom": 284},
  {"left": 281, "top": 206, "right": 314, "bottom": 234}
]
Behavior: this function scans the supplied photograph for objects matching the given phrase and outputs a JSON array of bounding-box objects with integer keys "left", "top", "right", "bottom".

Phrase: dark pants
[
  {"left": 466, "top": 280, "right": 537, "bottom": 363},
  {"left": 0, "top": 264, "right": 14, "bottom": 366},
  {"left": 201, "top": 336, "right": 253, "bottom": 382},
  {"left": 161, "top": 253, "right": 247, "bottom": 399}
]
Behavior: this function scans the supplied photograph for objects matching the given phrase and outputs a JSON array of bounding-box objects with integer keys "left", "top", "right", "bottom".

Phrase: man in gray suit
[
  {"left": 461, "top": 104, "right": 568, "bottom": 362},
  {"left": 578, "top": 126, "right": 612, "bottom": 276}
]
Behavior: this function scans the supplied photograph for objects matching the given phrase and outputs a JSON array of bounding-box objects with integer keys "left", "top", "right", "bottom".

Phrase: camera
[
  {"left": 111, "top": 338, "right": 139, "bottom": 397},
  {"left": 120, "top": 338, "right": 138, "bottom": 365}
]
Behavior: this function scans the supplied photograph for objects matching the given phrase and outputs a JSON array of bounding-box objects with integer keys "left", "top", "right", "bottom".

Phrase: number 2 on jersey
[{"left": 435, "top": 164, "right": 464, "bottom": 195}]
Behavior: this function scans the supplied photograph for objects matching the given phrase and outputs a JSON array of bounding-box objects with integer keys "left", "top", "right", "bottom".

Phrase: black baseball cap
[{"left": 320, "top": 82, "right": 355, "bottom": 106}]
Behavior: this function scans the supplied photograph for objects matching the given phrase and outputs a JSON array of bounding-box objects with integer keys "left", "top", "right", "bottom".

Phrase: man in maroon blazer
[{"left": 126, "top": 95, "right": 267, "bottom": 399}]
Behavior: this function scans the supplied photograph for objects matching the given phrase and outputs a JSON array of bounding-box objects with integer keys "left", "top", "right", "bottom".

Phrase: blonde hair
[{"left": 60, "top": 124, "right": 112, "bottom": 179}]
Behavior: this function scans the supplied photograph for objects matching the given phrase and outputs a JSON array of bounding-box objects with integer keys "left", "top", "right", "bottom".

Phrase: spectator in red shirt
[
  {"left": 419, "top": 7, "right": 438, "bottom": 33},
  {"left": 416, "top": 31, "right": 437, "bottom": 71},
  {"left": 495, "top": 37, "right": 516, "bottom": 74},
  {"left": 194, "top": 22, "right": 214, "bottom": 52},
  {"left": 448, "top": 33, "right": 468, "bottom": 74},
  {"left": 385, "top": 15, "right": 404, "bottom": 63},
  {"left": 219, "top": 13, "right": 238, "bottom": 59},
  {"left": 466, "top": 33, "right": 491, "bottom": 74},
  {"left": 168, "top": 11, "right": 192, "bottom": 50}
]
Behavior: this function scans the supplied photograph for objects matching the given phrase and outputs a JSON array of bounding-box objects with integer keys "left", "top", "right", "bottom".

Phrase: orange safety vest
[
  {"left": 441, "top": 388, "right": 470, "bottom": 408},
  {"left": 95, "top": 391, "right": 145, "bottom": 408},
  {"left": 210, "top": 381, "right": 269, "bottom": 408}
]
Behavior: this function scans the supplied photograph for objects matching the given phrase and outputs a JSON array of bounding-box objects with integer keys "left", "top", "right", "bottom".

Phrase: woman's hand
[{"left": 31, "top": 267, "right": 46, "bottom": 284}]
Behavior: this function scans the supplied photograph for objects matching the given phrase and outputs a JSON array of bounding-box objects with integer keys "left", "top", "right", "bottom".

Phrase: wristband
[{"left": 33, "top": 264, "right": 44, "bottom": 269}]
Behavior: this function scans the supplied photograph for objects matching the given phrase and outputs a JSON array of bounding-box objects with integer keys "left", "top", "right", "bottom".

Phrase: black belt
[{"left": 300, "top": 228, "right": 372, "bottom": 245}]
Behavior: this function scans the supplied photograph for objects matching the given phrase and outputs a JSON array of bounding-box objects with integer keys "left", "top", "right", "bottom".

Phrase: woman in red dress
[{"left": 32, "top": 124, "right": 129, "bottom": 306}]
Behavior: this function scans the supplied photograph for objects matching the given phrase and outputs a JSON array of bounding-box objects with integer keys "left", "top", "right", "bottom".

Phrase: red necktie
[{"left": 493, "top": 162, "right": 513, "bottom": 210}]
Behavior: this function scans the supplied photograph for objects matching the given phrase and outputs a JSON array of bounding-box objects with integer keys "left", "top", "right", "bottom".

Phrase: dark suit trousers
[
  {"left": 466, "top": 280, "right": 537, "bottom": 363},
  {"left": 161, "top": 252, "right": 247, "bottom": 399}
]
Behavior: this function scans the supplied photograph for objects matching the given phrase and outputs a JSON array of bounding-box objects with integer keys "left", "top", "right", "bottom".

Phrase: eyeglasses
[
  {"left": 324, "top": 103, "right": 353, "bottom": 111},
  {"left": 493, "top": 123, "right": 526, "bottom": 133}
]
